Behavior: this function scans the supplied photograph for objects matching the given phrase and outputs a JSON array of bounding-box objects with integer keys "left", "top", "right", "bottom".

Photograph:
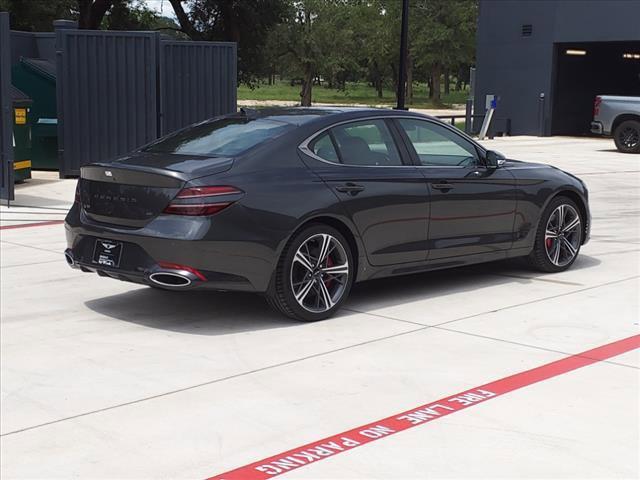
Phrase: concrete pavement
[{"left": 1, "top": 136, "right": 638, "bottom": 479}]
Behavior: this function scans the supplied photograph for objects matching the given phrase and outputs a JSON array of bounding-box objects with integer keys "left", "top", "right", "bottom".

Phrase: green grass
[
  {"left": 238, "top": 81, "right": 468, "bottom": 109},
  {"left": 438, "top": 119, "right": 467, "bottom": 131}
]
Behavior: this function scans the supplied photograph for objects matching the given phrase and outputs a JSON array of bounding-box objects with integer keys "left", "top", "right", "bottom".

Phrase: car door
[
  {"left": 299, "top": 118, "right": 429, "bottom": 266},
  {"left": 394, "top": 118, "right": 517, "bottom": 260}
]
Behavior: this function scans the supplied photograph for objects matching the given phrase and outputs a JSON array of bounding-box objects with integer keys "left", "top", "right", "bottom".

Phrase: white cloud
[{"left": 145, "top": 0, "right": 177, "bottom": 19}]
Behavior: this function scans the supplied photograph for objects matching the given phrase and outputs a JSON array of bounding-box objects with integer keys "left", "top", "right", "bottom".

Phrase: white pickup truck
[{"left": 591, "top": 95, "right": 640, "bottom": 153}]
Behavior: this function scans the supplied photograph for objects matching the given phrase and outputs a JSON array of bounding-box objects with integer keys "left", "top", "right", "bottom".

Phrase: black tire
[
  {"left": 527, "top": 196, "right": 583, "bottom": 273},
  {"left": 613, "top": 119, "right": 640, "bottom": 154},
  {"left": 266, "top": 223, "right": 354, "bottom": 321}
]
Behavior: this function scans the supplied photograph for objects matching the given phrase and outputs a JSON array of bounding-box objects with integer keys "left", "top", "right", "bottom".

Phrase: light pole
[{"left": 396, "top": 0, "right": 410, "bottom": 110}]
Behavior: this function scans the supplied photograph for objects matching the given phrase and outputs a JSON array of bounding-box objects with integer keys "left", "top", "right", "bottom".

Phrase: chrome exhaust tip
[
  {"left": 149, "top": 271, "right": 193, "bottom": 287},
  {"left": 64, "top": 250, "right": 75, "bottom": 267}
]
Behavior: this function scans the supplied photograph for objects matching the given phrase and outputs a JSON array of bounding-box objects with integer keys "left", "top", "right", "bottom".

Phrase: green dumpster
[
  {"left": 10, "top": 85, "right": 32, "bottom": 183},
  {"left": 12, "top": 57, "right": 58, "bottom": 170}
]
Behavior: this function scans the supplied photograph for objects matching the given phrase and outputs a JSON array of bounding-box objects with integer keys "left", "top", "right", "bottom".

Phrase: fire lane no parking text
[{"left": 208, "top": 335, "right": 640, "bottom": 480}]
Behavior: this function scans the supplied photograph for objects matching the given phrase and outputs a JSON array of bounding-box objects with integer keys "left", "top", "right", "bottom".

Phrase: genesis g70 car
[{"left": 65, "top": 108, "right": 590, "bottom": 321}]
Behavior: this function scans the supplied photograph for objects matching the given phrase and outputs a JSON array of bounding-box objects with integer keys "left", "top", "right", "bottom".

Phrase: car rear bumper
[
  {"left": 64, "top": 204, "right": 275, "bottom": 292},
  {"left": 590, "top": 121, "right": 604, "bottom": 135}
]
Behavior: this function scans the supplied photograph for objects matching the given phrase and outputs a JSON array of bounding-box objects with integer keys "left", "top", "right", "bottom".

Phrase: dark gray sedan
[{"left": 65, "top": 107, "right": 590, "bottom": 321}]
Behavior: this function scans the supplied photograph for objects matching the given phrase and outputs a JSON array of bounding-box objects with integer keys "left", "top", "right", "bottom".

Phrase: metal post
[
  {"left": 0, "top": 12, "right": 14, "bottom": 204},
  {"left": 538, "top": 92, "right": 546, "bottom": 136},
  {"left": 465, "top": 99, "right": 473, "bottom": 134},
  {"left": 466, "top": 66, "right": 475, "bottom": 134},
  {"left": 54, "top": 19, "right": 77, "bottom": 179},
  {"left": 395, "top": 0, "right": 409, "bottom": 110}
]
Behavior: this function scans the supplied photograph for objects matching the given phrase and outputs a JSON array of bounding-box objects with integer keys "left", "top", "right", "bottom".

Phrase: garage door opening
[{"left": 551, "top": 41, "right": 640, "bottom": 135}]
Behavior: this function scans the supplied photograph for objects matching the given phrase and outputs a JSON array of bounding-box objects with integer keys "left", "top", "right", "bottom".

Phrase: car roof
[{"left": 234, "top": 106, "right": 439, "bottom": 126}]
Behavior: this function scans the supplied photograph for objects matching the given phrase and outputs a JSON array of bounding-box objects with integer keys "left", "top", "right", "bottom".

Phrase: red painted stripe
[
  {"left": 207, "top": 335, "right": 640, "bottom": 480},
  {"left": 0, "top": 220, "right": 64, "bottom": 230}
]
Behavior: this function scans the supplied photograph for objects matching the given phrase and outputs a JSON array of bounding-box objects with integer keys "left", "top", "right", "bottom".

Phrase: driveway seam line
[
  {"left": 347, "top": 275, "right": 637, "bottom": 330},
  {"left": 3, "top": 276, "right": 637, "bottom": 437},
  {"left": 344, "top": 275, "right": 639, "bottom": 368},
  {"left": 0, "top": 239, "right": 61, "bottom": 254},
  {"left": 1, "top": 259, "right": 62, "bottom": 269},
  {"left": 433, "top": 326, "right": 639, "bottom": 370},
  {"left": 0, "top": 324, "right": 428, "bottom": 438},
  {"left": 346, "top": 309, "right": 637, "bottom": 370},
  {"left": 488, "top": 272, "right": 584, "bottom": 286}
]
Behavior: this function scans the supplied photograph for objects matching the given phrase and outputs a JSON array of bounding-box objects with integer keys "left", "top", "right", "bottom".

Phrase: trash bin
[
  {"left": 11, "top": 85, "right": 32, "bottom": 182},
  {"left": 12, "top": 57, "right": 58, "bottom": 170}
]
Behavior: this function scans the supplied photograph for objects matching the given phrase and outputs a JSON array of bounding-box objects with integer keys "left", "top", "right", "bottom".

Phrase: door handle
[
  {"left": 431, "top": 182, "right": 455, "bottom": 191},
  {"left": 335, "top": 183, "right": 365, "bottom": 195}
]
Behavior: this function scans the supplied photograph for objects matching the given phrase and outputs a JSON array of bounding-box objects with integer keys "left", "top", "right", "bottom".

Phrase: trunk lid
[{"left": 80, "top": 152, "right": 233, "bottom": 228}]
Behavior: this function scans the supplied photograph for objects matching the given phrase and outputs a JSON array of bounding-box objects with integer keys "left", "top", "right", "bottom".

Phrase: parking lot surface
[{"left": 1, "top": 136, "right": 639, "bottom": 479}]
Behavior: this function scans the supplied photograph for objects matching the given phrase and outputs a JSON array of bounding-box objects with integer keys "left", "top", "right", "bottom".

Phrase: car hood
[
  {"left": 503, "top": 159, "right": 552, "bottom": 169},
  {"left": 504, "top": 159, "right": 586, "bottom": 187}
]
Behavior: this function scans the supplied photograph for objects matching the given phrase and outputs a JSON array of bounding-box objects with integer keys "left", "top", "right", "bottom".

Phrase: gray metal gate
[
  {"left": 56, "top": 30, "right": 237, "bottom": 177},
  {"left": 159, "top": 40, "right": 237, "bottom": 135},
  {"left": 0, "top": 12, "right": 14, "bottom": 200},
  {"left": 56, "top": 30, "right": 159, "bottom": 176}
]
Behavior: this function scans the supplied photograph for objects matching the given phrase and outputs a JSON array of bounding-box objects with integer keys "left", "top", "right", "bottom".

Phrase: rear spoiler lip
[
  {"left": 81, "top": 164, "right": 186, "bottom": 188},
  {"left": 80, "top": 157, "right": 235, "bottom": 187}
]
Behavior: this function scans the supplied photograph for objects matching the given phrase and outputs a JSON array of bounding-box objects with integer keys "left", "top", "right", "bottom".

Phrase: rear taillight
[
  {"left": 593, "top": 96, "right": 601, "bottom": 117},
  {"left": 163, "top": 186, "right": 242, "bottom": 216}
]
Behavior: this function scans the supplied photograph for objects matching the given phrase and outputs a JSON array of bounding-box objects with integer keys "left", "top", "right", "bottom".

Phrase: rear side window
[
  {"left": 330, "top": 120, "right": 402, "bottom": 166},
  {"left": 144, "top": 118, "right": 292, "bottom": 156},
  {"left": 311, "top": 133, "right": 340, "bottom": 163}
]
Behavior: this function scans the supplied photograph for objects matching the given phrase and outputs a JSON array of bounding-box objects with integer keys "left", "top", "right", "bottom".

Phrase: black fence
[
  {"left": 56, "top": 30, "right": 160, "bottom": 176},
  {"left": 0, "top": 12, "right": 13, "bottom": 200},
  {"left": 5, "top": 19, "right": 237, "bottom": 179},
  {"left": 159, "top": 40, "right": 236, "bottom": 135},
  {"left": 56, "top": 30, "right": 237, "bottom": 176}
]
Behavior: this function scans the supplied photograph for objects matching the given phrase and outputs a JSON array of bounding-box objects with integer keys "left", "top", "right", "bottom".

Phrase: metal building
[{"left": 475, "top": 0, "right": 640, "bottom": 136}]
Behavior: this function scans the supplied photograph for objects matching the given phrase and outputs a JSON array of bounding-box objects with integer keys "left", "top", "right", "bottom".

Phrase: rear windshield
[{"left": 143, "top": 118, "right": 292, "bottom": 156}]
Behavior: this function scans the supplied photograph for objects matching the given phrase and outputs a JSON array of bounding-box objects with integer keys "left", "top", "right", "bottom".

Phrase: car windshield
[{"left": 144, "top": 117, "right": 293, "bottom": 156}]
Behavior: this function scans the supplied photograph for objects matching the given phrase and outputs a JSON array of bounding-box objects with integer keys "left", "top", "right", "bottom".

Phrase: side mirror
[{"left": 485, "top": 150, "right": 506, "bottom": 168}]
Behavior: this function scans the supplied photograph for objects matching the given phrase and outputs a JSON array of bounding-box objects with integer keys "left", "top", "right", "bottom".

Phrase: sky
[{"left": 145, "top": 0, "right": 177, "bottom": 19}]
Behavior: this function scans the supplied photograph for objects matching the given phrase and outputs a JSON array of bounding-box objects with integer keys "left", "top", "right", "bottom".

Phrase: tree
[
  {"left": 267, "top": 1, "right": 364, "bottom": 106},
  {"left": 103, "top": 0, "right": 182, "bottom": 33},
  {"left": 351, "top": 1, "right": 395, "bottom": 99},
  {"left": 168, "top": 0, "right": 289, "bottom": 85},
  {"left": 1, "top": 0, "right": 174, "bottom": 32},
  {"left": 0, "top": 0, "right": 76, "bottom": 31},
  {"left": 410, "top": 0, "right": 477, "bottom": 104},
  {"left": 77, "top": 0, "right": 114, "bottom": 29}
]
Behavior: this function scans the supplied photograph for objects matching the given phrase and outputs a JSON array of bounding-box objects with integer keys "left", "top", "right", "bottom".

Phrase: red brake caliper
[{"left": 546, "top": 238, "right": 554, "bottom": 249}]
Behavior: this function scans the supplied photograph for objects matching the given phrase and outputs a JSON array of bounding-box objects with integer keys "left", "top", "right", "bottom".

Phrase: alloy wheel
[
  {"left": 544, "top": 204, "right": 581, "bottom": 267},
  {"left": 290, "top": 233, "right": 349, "bottom": 313},
  {"left": 618, "top": 126, "right": 639, "bottom": 149}
]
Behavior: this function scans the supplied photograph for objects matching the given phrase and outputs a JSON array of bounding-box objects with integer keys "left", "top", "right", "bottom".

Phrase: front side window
[
  {"left": 397, "top": 119, "right": 478, "bottom": 167},
  {"left": 144, "top": 118, "right": 292, "bottom": 157},
  {"left": 330, "top": 120, "right": 403, "bottom": 166}
]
